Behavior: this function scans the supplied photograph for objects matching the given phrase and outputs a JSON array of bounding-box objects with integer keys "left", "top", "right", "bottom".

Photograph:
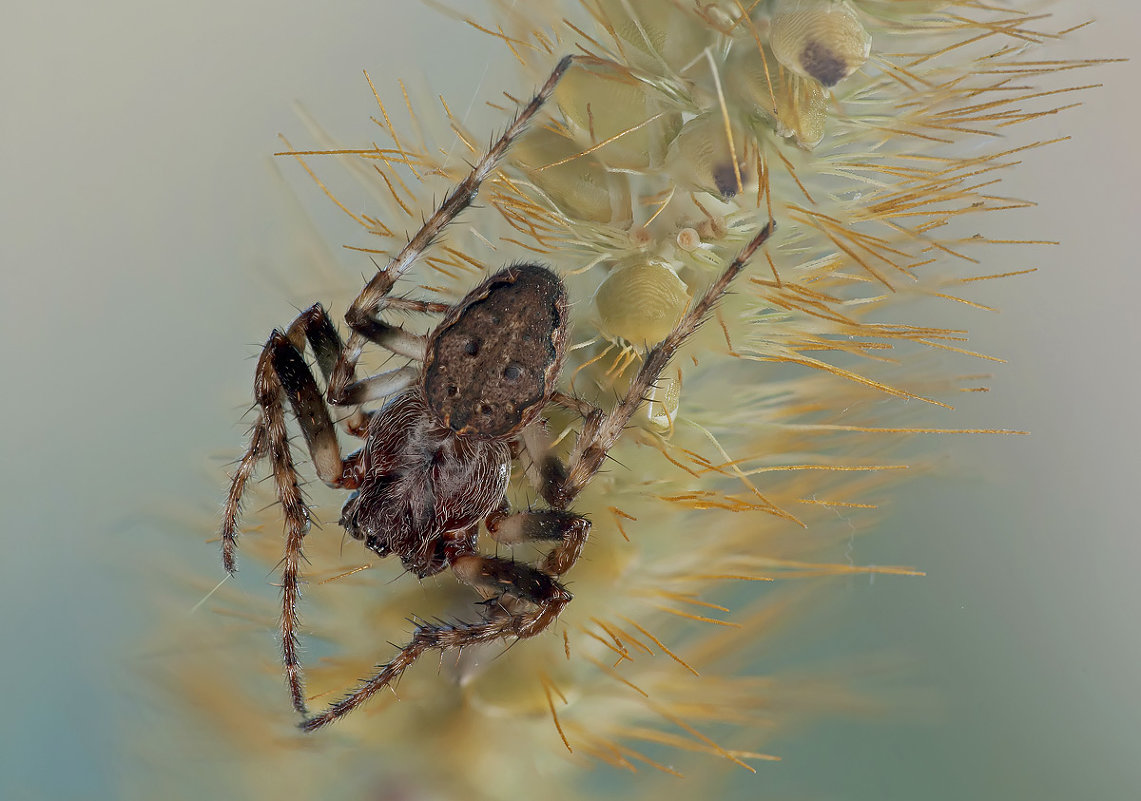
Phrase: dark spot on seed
[
  {"left": 713, "top": 163, "right": 742, "bottom": 198},
  {"left": 801, "top": 40, "right": 848, "bottom": 87}
]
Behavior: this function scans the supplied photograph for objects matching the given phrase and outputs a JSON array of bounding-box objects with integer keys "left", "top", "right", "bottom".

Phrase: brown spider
[{"left": 220, "top": 55, "right": 775, "bottom": 732}]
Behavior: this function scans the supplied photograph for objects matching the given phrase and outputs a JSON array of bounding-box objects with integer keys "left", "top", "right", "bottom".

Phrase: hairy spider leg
[
  {"left": 326, "top": 54, "right": 578, "bottom": 407},
  {"left": 221, "top": 306, "right": 347, "bottom": 576},
  {"left": 485, "top": 505, "right": 593, "bottom": 577},
  {"left": 299, "top": 580, "right": 569, "bottom": 733},
  {"left": 246, "top": 337, "right": 317, "bottom": 714},
  {"left": 300, "top": 520, "right": 576, "bottom": 733},
  {"left": 221, "top": 300, "right": 449, "bottom": 711},
  {"left": 222, "top": 302, "right": 435, "bottom": 572},
  {"left": 497, "top": 401, "right": 598, "bottom": 572},
  {"left": 560, "top": 220, "right": 777, "bottom": 503},
  {"left": 306, "top": 296, "right": 449, "bottom": 407}
]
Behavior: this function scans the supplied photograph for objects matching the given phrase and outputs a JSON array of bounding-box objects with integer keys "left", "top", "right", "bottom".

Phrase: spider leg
[
  {"left": 220, "top": 413, "right": 268, "bottom": 575},
  {"left": 340, "top": 295, "right": 451, "bottom": 365},
  {"left": 299, "top": 554, "right": 571, "bottom": 732},
  {"left": 561, "top": 220, "right": 777, "bottom": 503},
  {"left": 220, "top": 306, "right": 348, "bottom": 574},
  {"left": 283, "top": 302, "right": 423, "bottom": 415},
  {"left": 225, "top": 311, "right": 400, "bottom": 713},
  {"left": 524, "top": 400, "right": 607, "bottom": 512},
  {"left": 268, "top": 333, "right": 364, "bottom": 489},
  {"left": 328, "top": 55, "right": 578, "bottom": 404},
  {"left": 310, "top": 293, "right": 447, "bottom": 412},
  {"left": 512, "top": 392, "right": 606, "bottom": 508},
  {"left": 549, "top": 390, "right": 601, "bottom": 420},
  {"left": 252, "top": 336, "right": 317, "bottom": 714},
  {"left": 485, "top": 507, "right": 592, "bottom": 577},
  {"left": 502, "top": 398, "right": 602, "bottom": 576},
  {"left": 324, "top": 298, "right": 447, "bottom": 408},
  {"left": 252, "top": 324, "right": 415, "bottom": 715}
]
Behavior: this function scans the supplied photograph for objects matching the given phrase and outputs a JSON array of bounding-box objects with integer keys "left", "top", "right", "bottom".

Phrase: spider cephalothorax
[
  {"left": 220, "top": 54, "right": 774, "bottom": 731},
  {"left": 423, "top": 264, "right": 569, "bottom": 437}
]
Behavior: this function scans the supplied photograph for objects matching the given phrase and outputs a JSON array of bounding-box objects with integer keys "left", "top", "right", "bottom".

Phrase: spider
[{"left": 220, "top": 54, "right": 775, "bottom": 732}]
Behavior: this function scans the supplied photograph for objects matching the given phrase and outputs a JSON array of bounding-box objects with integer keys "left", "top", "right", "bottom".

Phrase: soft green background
[{"left": 3, "top": 2, "right": 1138, "bottom": 798}]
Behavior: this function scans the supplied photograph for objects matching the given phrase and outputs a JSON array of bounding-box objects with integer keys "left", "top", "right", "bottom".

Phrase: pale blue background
[{"left": 3, "top": 2, "right": 1139, "bottom": 798}]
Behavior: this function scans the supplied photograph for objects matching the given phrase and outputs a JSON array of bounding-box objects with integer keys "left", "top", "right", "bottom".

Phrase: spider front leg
[{"left": 299, "top": 550, "right": 571, "bottom": 733}]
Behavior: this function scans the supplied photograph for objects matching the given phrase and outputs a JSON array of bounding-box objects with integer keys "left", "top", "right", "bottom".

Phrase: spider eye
[
  {"left": 476, "top": 403, "right": 492, "bottom": 416},
  {"left": 463, "top": 338, "right": 480, "bottom": 356},
  {"left": 446, "top": 385, "right": 458, "bottom": 397},
  {"left": 503, "top": 363, "right": 523, "bottom": 381}
]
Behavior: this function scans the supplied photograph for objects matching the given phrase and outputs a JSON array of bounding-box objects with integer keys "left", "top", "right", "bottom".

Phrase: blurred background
[{"left": 2, "top": 1, "right": 1138, "bottom": 798}]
